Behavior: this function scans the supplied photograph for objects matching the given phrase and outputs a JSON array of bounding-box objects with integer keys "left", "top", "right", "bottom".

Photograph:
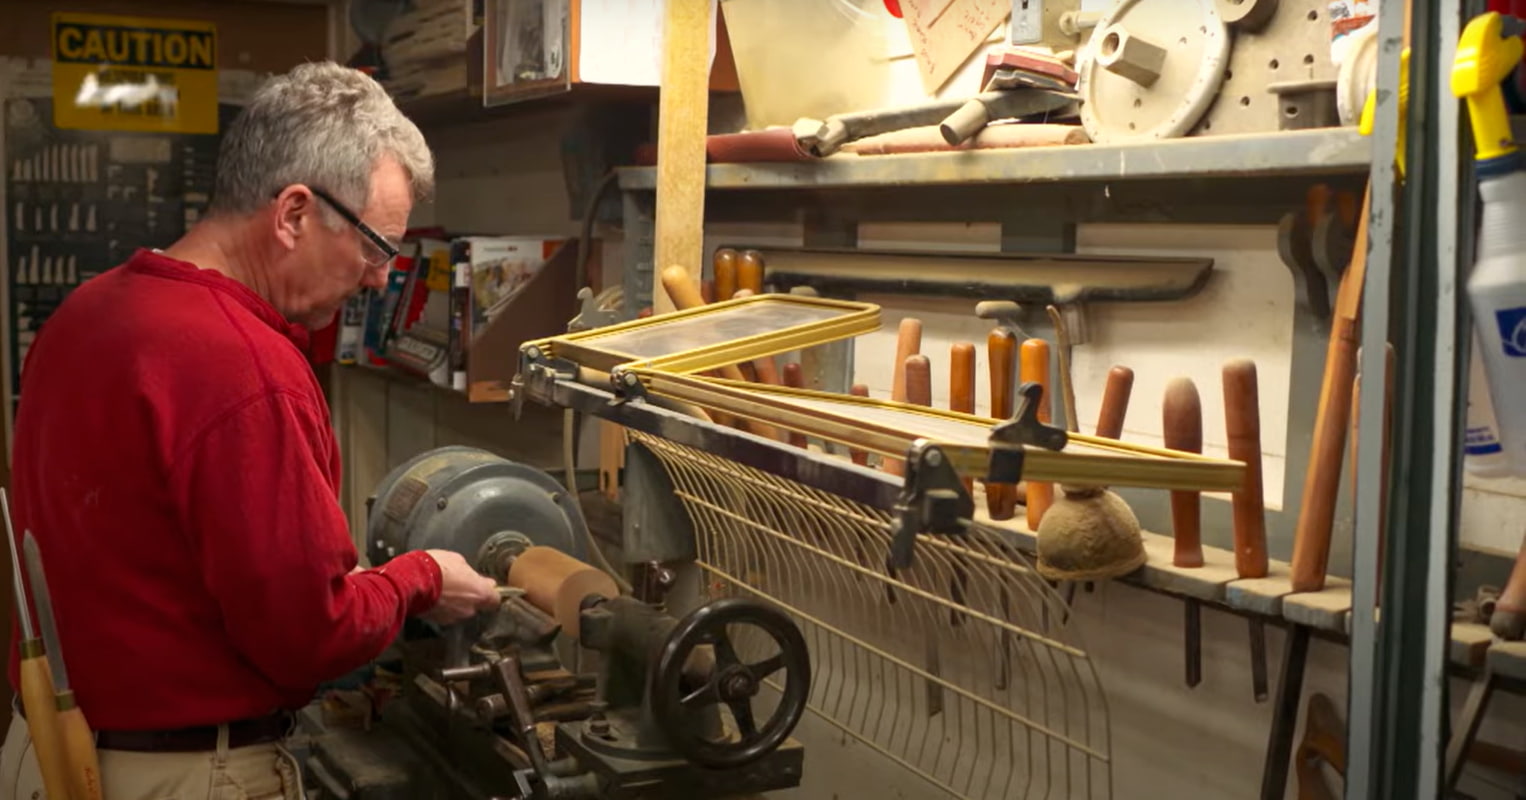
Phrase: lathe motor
[{"left": 298, "top": 446, "right": 811, "bottom": 799}]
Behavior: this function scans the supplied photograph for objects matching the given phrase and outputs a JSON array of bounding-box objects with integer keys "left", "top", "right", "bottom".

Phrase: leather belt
[{"left": 13, "top": 698, "right": 293, "bottom": 753}]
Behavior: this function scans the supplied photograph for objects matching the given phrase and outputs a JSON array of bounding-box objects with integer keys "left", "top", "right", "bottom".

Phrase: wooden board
[
  {"left": 1136, "top": 531, "right": 1242, "bottom": 601},
  {"left": 1487, "top": 640, "right": 1526, "bottom": 682},
  {"left": 1449, "top": 622, "right": 1495, "bottom": 669},
  {"left": 1225, "top": 562, "right": 1297, "bottom": 617},
  {"left": 650, "top": 0, "right": 711, "bottom": 314},
  {"left": 1281, "top": 576, "right": 1353, "bottom": 632}
]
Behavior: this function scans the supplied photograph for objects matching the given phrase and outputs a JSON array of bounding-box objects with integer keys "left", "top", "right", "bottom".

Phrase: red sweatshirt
[{"left": 6, "top": 249, "right": 441, "bottom": 730}]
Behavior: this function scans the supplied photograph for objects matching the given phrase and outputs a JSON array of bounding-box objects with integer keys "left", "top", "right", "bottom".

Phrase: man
[{"left": 0, "top": 62, "right": 501, "bottom": 798}]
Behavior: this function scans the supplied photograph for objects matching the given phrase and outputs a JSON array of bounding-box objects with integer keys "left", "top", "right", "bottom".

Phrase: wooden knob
[
  {"left": 660, "top": 264, "right": 706, "bottom": 310},
  {"left": 738, "top": 249, "right": 764, "bottom": 294},
  {"left": 713, "top": 247, "right": 738, "bottom": 302}
]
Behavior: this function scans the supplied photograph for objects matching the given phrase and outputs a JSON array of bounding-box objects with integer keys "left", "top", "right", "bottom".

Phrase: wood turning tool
[
  {"left": 1021, "top": 338, "right": 1053, "bottom": 530},
  {"left": 950, "top": 342, "right": 977, "bottom": 494},
  {"left": 884, "top": 318, "right": 923, "bottom": 477},
  {"left": 1291, "top": 185, "right": 1372, "bottom": 593},
  {"left": 986, "top": 327, "right": 1019, "bottom": 519},
  {"left": 1224, "top": 358, "right": 1271, "bottom": 701},
  {"left": 4, "top": 490, "right": 73, "bottom": 800},
  {"left": 1164, "top": 377, "right": 1204, "bottom": 688},
  {"left": 24, "top": 531, "right": 103, "bottom": 800}
]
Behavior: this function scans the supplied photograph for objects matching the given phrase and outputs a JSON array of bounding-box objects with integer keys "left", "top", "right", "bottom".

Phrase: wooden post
[{"left": 651, "top": 0, "right": 712, "bottom": 315}]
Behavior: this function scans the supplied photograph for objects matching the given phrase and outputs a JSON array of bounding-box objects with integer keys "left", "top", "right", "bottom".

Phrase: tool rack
[{"left": 592, "top": 0, "right": 1505, "bottom": 797}]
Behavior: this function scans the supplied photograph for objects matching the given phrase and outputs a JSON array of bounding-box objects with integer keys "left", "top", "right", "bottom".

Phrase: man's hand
[{"left": 420, "top": 549, "right": 501, "bottom": 625}]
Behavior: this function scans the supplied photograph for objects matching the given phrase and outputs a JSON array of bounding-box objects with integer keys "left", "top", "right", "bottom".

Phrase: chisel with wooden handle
[
  {"left": 1291, "top": 185, "right": 1372, "bottom": 593},
  {"left": 1021, "top": 338, "right": 1052, "bottom": 529},
  {"left": 1224, "top": 358, "right": 1271, "bottom": 700},
  {"left": 660, "top": 265, "right": 775, "bottom": 439},
  {"left": 26, "top": 531, "right": 103, "bottom": 800},
  {"left": 885, "top": 318, "right": 923, "bottom": 477},
  {"left": 950, "top": 343, "right": 976, "bottom": 494},
  {"left": 987, "top": 329, "right": 1018, "bottom": 519},
  {"left": 1164, "top": 377, "right": 1204, "bottom": 689},
  {"left": 713, "top": 247, "right": 738, "bottom": 303},
  {"left": 3, "top": 491, "right": 73, "bottom": 800}
]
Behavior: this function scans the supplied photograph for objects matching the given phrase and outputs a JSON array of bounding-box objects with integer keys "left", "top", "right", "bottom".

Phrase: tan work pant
[{"left": 0, "top": 712, "right": 304, "bottom": 799}]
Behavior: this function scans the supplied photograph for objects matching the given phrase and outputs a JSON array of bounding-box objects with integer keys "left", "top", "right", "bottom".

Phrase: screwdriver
[{"left": 3, "top": 489, "right": 72, "bottom": 800}]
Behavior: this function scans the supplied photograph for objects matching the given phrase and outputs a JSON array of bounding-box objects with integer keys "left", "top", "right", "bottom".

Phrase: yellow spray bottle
[{"left": 1455, "top": 11, "right": 1526, "bottom": 476}]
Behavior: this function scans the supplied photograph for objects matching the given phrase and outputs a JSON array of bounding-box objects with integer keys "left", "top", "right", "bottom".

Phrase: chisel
[
  {"left": 3, "top": 491, "right": 72, "bottom": 800},
  {"left": 25, "top": 531, "right": 103, "bottom": 800}
]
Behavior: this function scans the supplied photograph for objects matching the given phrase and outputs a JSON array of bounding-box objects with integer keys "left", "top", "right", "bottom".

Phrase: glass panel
[{"left": 581, "top": 300, "right": 846, "bottom": 359}]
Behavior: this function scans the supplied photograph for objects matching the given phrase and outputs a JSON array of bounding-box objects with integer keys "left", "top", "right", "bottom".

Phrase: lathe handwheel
[{"left": 650, "top": 597, "right": 810, "bottom": 770}]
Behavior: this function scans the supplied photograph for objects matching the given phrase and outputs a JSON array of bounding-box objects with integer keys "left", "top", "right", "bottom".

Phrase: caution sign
[{"left": 51, "top": 13, "right": 218, "bottom": 134}]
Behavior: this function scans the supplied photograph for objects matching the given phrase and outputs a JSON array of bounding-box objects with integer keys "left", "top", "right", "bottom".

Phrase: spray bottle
[{"left": 1454, "top": 11, "right": 1526, "bottom": 476}]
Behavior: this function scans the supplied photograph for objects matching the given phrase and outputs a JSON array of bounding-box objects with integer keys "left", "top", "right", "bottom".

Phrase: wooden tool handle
[
  {"left": 1291, "top": 185, "right": 1371, "bottom": 593},
  {"left": 713, "top": 247, "right": 738, "bottom": 302},
  {"left": 1164, "top": 377, "right": 1204, "bottom": 568},
  {"left": 1021, "top": 338, "right": 1052, "bottom": 529},
  {"left": 951, "top": 343, "right": 976, "bottom": 492},
  {"left": 700, "top": 280, "right": 715, "bottom": 304},
  {"left": 1224, "top": 358, "right": 1269, "bottom": 579},
  {"left": 20, "top": 651, "right": 71, "bottom": 800},
  {"left": 59, "top": 696, "right": 103, "bottom": 800},
  {"left": 738, "top": 249, "right": 764, "bottom": 295},
  {"left": 885, "top": 318, "right": 924, "bottom": 477},
  {"left": 752, "top": 354, "right": 781, "bottom": 386},
  {"left": 848, "top": 383, "right": 870, "bottom": 465},
  {"left": 781, "top": 362, "right": 808, "bottom": 449},
  {"left": 905, "top": 355, "right": 931, "bottom": 406},
  {"left": 987, "top": 329, "right": 1017, "bottom": 520},
  {"left": 1095, "top": 366, "right": 1134, "bottom": 439}
]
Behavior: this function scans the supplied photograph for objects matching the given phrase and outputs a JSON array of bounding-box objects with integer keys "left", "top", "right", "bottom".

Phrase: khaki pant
[{"left": 0, "top": 712, "right": 304, "bottom": 800}]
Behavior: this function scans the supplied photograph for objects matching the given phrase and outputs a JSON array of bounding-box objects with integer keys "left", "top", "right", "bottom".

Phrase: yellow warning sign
[{"left": 51, "top": 13, "right": 218, "bottom": 134}]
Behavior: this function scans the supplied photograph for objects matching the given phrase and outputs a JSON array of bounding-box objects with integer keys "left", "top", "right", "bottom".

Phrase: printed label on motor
[{"left": 1495, "top": 306, "right": 1526, "bottom": 357}]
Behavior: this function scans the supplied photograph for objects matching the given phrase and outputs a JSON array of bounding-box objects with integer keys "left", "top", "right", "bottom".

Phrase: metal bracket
[
  {"left": 888, "top": 442, "right": 974, "bottom": 570},
  {"left": 988, "top": 382, "right": 1068, "bottom": 483},
  {"left": 512, "top": 348, "right": 568, "bottom": 420},
  {"left": 568, "top": 286, "right": 622, "bottom": 333},
  {"left": 1276, "top": 209, "right": 1350, "bottom": 321}
]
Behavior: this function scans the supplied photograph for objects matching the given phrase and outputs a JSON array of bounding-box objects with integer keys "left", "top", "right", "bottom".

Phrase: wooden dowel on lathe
[
  {"left": 1021, "top": 338, "right": 1052, "bottom": 529},
  {"left": 650, "top": 0, "right": 711, "bottom": 315},
  {"left": 1223, "top": 358, "right": 1269, "bottom": 579}
]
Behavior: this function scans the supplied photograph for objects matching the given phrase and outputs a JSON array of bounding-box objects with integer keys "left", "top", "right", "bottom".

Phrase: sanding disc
[
  {"left": 507, "top": 546, "right": 619, "bottom": 640},
  {"left": 1077, "top": 0, "right": 1231, "bottom": 143}
]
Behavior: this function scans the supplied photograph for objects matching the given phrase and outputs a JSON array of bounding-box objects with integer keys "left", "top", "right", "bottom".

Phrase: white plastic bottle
[
  {"left": 1464, "top": 335, "right": 1515, "bottom": 477},
  {"left": 1466, "top": 164, "right": 1526, "bottom": 476}
]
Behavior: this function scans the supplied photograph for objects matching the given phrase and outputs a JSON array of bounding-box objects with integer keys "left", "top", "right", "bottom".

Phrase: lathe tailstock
[{"left": 296, "top": 446, "right": 810, "bottom": 799}]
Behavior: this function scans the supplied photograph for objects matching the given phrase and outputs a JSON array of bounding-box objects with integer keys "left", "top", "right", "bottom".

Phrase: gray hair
[{"left": 209, "top": 61, "right": 434, "bottom": 226}]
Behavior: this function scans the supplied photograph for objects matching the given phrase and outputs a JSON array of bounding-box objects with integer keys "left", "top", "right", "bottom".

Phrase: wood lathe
[{"left": 293, "top": 447, "right": 810, "bottom": 799}]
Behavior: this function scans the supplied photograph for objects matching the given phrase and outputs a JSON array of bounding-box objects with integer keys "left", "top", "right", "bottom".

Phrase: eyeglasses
[{"left": 308, "top": 186, "right": 400, "bottom": 268}]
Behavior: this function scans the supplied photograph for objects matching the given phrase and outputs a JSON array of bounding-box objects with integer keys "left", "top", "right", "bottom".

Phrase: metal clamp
[
  {"left": 888, "top": 442, "right": 974, "bottom": 570},
  {"left": 987, "top": 382, "right": 1068, "bottom": 483}
]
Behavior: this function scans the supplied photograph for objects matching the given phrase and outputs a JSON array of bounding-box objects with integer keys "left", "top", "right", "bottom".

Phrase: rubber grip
[
  {"left": 987, "top": 329, "right": 1018, "bottom": 520},
  {"left": 1095, "top": 366, "right": 1134, "bottom": 440},
  {"left": 1163, "top": 377, "right": 1204, "bottom": 568},
  {"left": 1020, "top": 338, "right": 1052, "bottom": 529},
  {"left": 713, "top": 247, "right": 738, "bottom": 303},
  {"left": 1224, "top": 358, "right": 1269, "bottom": 579}
]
